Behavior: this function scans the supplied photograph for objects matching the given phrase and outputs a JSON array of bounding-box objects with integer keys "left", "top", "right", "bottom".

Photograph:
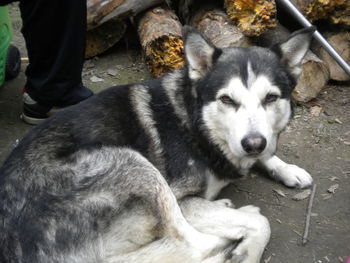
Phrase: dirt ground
[{"left": 1, "top": 4, "right": 349, "bottom": 263}]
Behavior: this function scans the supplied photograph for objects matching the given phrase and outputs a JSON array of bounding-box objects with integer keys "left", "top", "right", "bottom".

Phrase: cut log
[
  {"left": 191, "top": 6, "right": 252, "bottom": 48},
  {"left": 85, "top": 17, "right": 127, "bottom": 58},
  {"left": 329, "top": 3, "right": 350, "bottom": 28},
  {"left": 287, "top": 0, "right": 350, "bottom": 27},
  {"left": 293, "top": 51, "right": 330, "bottom": 102},
  {"left": 138, "top": 6, "right": 184, "bottom": 77},
  {"left": 87, "top": 0, "right": 164, "bottom": 29},
  {"left": 224, "top": 0, "right": 277, "bottom": 36},
  {"left": 290, "top": 0, "right": 344, "bottom": 22},
  {"left": 257, "top": 24, "right": 330, "bottom": 102},
  {"left": 315, "top": 32, "right": 350, "bottom": 82}
]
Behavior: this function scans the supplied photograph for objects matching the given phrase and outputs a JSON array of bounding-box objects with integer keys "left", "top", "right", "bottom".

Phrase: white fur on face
[{"left": 202, "top": 71, "right": 291, "bottom": 170}]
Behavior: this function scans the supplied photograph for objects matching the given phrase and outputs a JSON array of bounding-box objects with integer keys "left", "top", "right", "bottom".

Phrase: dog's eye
[
  {"left": 263, "top": 94, "right": 279, "bottom": 105},
  {"left": 220, "top": 96, "right": 237, "bottom": 106}
]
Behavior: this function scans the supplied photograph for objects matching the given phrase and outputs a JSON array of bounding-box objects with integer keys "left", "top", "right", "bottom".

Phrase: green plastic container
[
  {"left": 0, "top": 6, "right": 12, "bottom": 86},
  {"left": 0, "top": 5, "right": 20, "bottom": 87}
]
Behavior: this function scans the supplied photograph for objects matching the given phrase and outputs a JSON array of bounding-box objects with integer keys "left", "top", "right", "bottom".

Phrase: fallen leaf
[
  {"left": 327, "top": 118, "right": 342, "bottom": 124},
  {"left": 90, "top": 76, "right": 104, "bottom": 82},
  {"left": 321, "top": 193, "right": 332, "bottom": 200},
  {"left": 329, "top": 176, "right": 339, "bottom": 181},
  {"left": 334, "top": 118, "right": 342, "bottom": 124},
  {"left": 264, "top": 256, "right": 272, "bottom": 263},
  {"left": 327, "top": 184, "right": 339, "bottom": 194},
  {"left": 292, "top": 189, "right": 311, "bottom": 201},
  {"left": 273, "top": 189, "right": 287, "bottom": 197}
]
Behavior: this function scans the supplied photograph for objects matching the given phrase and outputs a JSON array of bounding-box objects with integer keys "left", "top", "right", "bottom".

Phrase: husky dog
[{"left": 0, "top": 26, "right": 314, "bottom": 263}]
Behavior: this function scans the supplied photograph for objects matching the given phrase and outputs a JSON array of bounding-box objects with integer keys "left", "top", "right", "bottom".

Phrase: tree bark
[
  {"left": 138, "top": 5, "right": 184, "bottom": 77},
  {"left": 191, "top": 6, "right": 252, "bottom": 48},
  {"left": 257, "top": 24, "right": 330, "bottom": 102},
  {"left": 87, "top": 0, "right": 164, "bottom": 29},
  {"left": 85, "top": 18, "right": 127, "bottom": 58},
  {"left": 224, "top": 0, "right": 277, "bottom": 36}
]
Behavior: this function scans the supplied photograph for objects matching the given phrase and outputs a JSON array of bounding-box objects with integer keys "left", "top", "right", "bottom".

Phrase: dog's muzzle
[{"left": 241, "top": 133, "right": 267, "bottom": 156}]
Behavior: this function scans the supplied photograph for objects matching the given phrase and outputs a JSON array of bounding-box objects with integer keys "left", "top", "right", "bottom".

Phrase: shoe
[{"left": 21, "top": 92, "right": 65, "bottom": 125}]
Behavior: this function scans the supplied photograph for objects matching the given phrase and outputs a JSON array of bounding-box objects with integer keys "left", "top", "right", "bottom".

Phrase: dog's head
[{"left": 183, "top": 26, "right": 315, "bottom": 168}]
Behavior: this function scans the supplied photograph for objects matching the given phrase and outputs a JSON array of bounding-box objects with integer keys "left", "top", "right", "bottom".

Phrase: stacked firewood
[{"left": 86, "top": 0, "right": 350, "bottom": 102}]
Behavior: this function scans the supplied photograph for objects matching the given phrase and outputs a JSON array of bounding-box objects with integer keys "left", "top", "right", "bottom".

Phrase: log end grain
[
  {"left": 146, "top": 35, "right": 185, "bottom": 77},
  {"left": 295, "top": 0, "right": 346, "bottom": 22},
  {"left": 329, "top": 4, "right": 350, "bottom": 28},
  {"left": 224, "top": 0, "right": 277, "bottom": 36},
  {"left": 320, "top": 32, "right": 350, "bottom": 81},
  {"left": 292, "top": 52, "right": 330, "bottom": 102},
  {"left": 138, "top": 6, "right": 185, "bottom": 77}
]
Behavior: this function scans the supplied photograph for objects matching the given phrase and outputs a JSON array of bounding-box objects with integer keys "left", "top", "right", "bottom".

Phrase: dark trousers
[{"left": 18, "top": 0, "right": 92, "bottom": 106}]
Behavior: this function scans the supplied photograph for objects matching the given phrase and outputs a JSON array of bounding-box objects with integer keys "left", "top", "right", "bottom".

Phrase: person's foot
[
  {"left": 21, "top": 92, "right": 91, "bottom": 125},
  {"left": 21, "top": 92, "right": 65, "bottom": 125}
]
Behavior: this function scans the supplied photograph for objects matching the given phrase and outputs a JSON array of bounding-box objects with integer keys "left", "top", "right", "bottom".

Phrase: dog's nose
[{"left": 241, "top": 134, "right": 267, "bottom": 155}]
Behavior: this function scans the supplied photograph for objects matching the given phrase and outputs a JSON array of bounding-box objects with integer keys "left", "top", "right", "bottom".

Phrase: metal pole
[{"left": 277, "top": 0, "right": 350, "bottom": 77}]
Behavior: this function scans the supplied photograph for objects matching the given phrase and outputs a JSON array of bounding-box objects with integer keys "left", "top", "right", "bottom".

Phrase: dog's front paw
[{"left": 277, "top": 164, "right": 313, "bottom": 188}]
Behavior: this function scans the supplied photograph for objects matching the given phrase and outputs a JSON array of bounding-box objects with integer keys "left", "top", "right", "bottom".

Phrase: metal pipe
[{"left": 277, "top": 0, "right": 350, "bottom": 76}]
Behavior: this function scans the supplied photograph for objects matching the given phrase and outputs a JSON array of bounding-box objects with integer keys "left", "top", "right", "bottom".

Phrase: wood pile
[{"left": 86, "top": 0, "right": 350, "bottom": 102}]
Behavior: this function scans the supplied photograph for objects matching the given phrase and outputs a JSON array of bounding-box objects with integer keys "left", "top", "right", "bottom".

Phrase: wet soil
[{"left": 1, "top": 4, "right": 349, "bottom": 263}]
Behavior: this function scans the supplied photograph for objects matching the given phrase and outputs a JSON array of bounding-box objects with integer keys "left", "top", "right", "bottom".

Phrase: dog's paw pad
[
  {"left": 238, "top": 205, "right": 260, "bottom": 214},
  {"left": 215, "top": 199, "right": 235, "bottom": 208},
  {"left": 280, "top": 164, "right": 313, "bottom": 189}
]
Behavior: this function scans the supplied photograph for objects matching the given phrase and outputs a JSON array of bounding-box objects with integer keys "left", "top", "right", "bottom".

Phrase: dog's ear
[
  {"left": 273, "top": 26, "right": 316, "bottom": 79},
  {"left": 182, "top": 26, "right": 221, "bottom": 80}
]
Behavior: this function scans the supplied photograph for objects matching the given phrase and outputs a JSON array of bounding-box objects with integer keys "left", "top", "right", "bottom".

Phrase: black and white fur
[{"left": 0, "top": 26, "right": 315, "bottom": 263}]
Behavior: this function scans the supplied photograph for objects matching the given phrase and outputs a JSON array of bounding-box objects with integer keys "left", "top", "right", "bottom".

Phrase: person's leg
[{"left": 19, "top": 0, "right": 92, "bottom": 122}]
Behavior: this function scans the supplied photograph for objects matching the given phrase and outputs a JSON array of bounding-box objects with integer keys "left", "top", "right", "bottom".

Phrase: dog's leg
[
  {"left": 86, "top": 148, "right": 230, "bottom": 263},
  {"left": 260, "top": 155, "right": 312, "bottom": 188},
  {"left": 180, "top": 197, "right": 271, "bottom": 263},
  {"left": 109, "top": 235, "right": 233, "bottom": 263},
  {"left": 22, "top": 147, "right": 230, "bottom": 263}
]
